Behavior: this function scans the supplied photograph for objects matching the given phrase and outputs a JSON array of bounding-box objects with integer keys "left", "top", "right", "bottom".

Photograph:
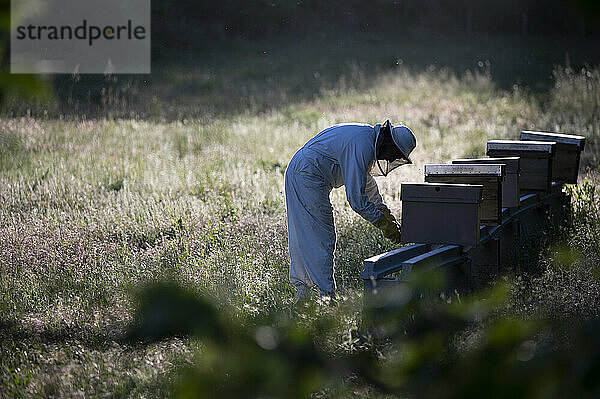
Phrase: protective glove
[
  {"left": 382, "top": 208, "right": 397, "bottom": 223},
  {"left": 373, "top": 211, "right": 401, "bottom": 244}
]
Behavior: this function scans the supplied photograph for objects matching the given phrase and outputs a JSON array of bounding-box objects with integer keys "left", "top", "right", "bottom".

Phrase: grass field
[{"left": 1, "top": 34, "right": 600, "bottom": 397}]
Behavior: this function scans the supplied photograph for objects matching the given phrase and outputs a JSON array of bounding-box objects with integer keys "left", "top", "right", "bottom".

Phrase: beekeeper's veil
[{"left": 370, "top": 119, "right": 417, "bottom": 176}]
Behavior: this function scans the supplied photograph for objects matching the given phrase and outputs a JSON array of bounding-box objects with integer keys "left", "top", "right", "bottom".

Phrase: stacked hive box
[
  {"left": 487, "top": 140, "right": 555, "bottom": 193},
  {"left": 400, "top": 183, "right": 483, "bottom": 247},
  {"left": 520, "top": 131, "right": 585, "bottom": 184},
  {"left": 424, "top": 164, "right": 505, "bottom": 226},
  {"left": 452, "top": 157, "right": 520, "bottom": 208}
]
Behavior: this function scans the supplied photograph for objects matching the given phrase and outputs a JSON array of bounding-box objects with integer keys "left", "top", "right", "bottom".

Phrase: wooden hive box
[
  {"left": 424, "top": 164, "right": 505, "bottom": 226},
  {"left": 452, "top": 157, "right": 520, "bottom": 208},
  {"left": 487, "top": 140, "right": 555, "bottom": 193},
  {"left": 400, "top": 183, "right": 483, "bottom": 247},
  {"left": 520, "top": 131, "right": 585, "bottom": 184}
]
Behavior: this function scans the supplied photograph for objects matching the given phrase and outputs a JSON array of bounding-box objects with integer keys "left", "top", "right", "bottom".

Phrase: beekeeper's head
[{"left": 372, "top": 119, "right": 417, "bottom": 176}]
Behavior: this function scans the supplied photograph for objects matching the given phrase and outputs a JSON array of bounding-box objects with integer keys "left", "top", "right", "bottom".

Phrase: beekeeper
[{"left": 285, "top": 120, "right": 417, "bottom": 302}]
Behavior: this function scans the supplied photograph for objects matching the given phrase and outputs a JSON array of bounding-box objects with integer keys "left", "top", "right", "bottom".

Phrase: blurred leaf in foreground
[
  {"left": 125, "top": 273, "right": 600, "bottom": 399},
  {"left": 127, "top": 282, "right": 224, "bottom": 343}
]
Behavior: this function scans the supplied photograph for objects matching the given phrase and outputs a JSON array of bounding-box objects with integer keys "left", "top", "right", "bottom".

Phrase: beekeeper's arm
[
  {"left": 365, "top": 174, "right": 390, "bottom": 213},
  {"left": 340, "top": 143, "right": 383, "bottom": 224}
]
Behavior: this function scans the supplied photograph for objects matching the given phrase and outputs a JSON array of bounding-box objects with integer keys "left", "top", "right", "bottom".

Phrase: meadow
[{"left": 1, "top": 33, "right": 599, "bottom": 397}]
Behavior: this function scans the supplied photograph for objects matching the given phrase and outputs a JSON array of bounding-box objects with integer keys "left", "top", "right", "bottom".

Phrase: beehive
[
  {"left": 520, "top": 131, "right": 585, "bottom": 184},
  {"left": 400, "top": 183, "right": 483, "bottom": 247},
  {"left": 424, "top": 164, "right": 505, "bottom": 226},
  {"left": 452, "top": 157, "right": 520, "bottom": 208},
  {"left": 487, "top": 140, "right": 555, "bottom": 193}
]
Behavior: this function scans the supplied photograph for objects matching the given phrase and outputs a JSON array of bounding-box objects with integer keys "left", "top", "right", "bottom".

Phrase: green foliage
[
  {"left": 563, "top": 181, "right": 600, "bottom": 276},
  {"left": 126, "top": 277, "right": 600, "bottom": 399},
  {"left": 0, "top": 129, "right": 27, "bottom": 171},
  {"left": 553, "top": 67, "right": 600, "bottom": 126},
  {"left": 549, "top": 68, "right": 600, "bottom": 167},
  {"left": 566, "top": 180, "right": 598, "bottom": 221},
  {"left": 128, "top": 282, "right": 223, "bottom": 343}
]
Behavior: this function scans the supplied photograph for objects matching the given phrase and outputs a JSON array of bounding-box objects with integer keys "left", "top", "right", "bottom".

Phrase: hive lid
[
  {"left": 425, "top": 163, "right": 505, "bottom": 177},
  {"left": 452, "top": 157, "right": 520, "bottom": 173},
  {"left": 487, "top": 140, "right": 555, "bottom": 154},
  {"left": 521, "top": 130, "right": 586, "bottom": 150},
  {"left": 400, "top": 182, "right": 483, "bottom": 204}
]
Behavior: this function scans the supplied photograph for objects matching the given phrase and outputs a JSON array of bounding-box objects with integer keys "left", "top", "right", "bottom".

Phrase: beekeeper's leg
[{"left": 285, "top": 169, "right": 336, "bottom": 299}]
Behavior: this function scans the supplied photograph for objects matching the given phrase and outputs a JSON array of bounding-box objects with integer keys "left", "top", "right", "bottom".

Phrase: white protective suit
[{"left": 284, "top": 123, "right": 390, "bottom": 295}]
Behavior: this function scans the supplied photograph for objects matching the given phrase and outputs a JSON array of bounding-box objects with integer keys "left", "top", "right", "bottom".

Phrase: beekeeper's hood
[{"left": 370, "top": 119, "right": 417, "bottom": 176}]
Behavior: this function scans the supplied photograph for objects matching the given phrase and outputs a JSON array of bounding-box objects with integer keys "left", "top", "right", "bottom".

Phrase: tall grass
[
  {"left": 0, "top": 37, "right": 599, "bottom": 397},
  {"left": 549, "top": 67, "right": 600, "bottom": 167}
]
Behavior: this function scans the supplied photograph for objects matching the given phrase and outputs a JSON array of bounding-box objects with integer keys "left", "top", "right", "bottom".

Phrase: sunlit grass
[{"left": 1, "top": 43, "right": 599, "bottom": 396}]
